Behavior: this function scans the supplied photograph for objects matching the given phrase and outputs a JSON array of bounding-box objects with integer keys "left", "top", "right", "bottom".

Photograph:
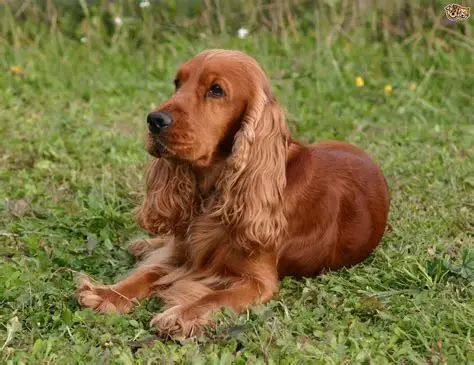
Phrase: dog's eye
[
  {"left": 207, "top": 84, "right": 225, "bottom": 98},
  {"left": 174, "top": 78, "right": 180, "bottom": 90}
]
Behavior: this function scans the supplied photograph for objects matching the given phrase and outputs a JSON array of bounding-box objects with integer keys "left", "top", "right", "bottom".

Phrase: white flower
[
  {"left": 80, "top": 37, "right": 87, "bottom": 43},
  {"left": 114, "top": 16, "right": 123, "bottom": 26},
  {"left": 139, "top": 0, "right": 150, "bottom": 8},
  {"left": 237, "top": 28, "right": 249, "bottom": 39}
]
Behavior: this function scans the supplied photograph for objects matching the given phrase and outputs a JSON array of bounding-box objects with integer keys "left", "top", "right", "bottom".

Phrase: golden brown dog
[{"left": 77, "top": 49, "right": 390, "bottom": 338}]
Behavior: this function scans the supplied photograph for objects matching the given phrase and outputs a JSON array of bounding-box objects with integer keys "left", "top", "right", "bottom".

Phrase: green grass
[{"left": 1, "top": 22, "right": 474, "bottom": 364}]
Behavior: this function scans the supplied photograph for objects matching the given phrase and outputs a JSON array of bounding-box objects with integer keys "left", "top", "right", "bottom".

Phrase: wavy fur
[
  {"left": 136, "top": 158, "right": 196, "bottom": 238},
  {"left": 78, "top": 49, "right": 390, "bottom": 339},
  {"left": 214, "top": 91, "right": 290, "bottom": 252}
]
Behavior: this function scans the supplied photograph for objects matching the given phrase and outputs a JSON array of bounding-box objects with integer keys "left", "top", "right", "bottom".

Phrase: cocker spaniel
[{"left": 77, "top": 49, "right": 390, "bottom": 338}]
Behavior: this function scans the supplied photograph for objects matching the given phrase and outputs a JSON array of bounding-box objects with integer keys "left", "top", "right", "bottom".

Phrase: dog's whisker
[{"left": 154, "top": 137, "right": 178, "bottom": 156}]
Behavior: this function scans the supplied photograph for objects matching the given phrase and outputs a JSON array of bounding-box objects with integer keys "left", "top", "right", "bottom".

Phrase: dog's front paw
[
  {"left": 127, "top": 237, "right": 166, "bottom": 258},
  {"left": 150, "top": 306, "right": 208, "bottom": 338},
  {"left": 77, "top": 276, "right": 135, "bottom": 314}
]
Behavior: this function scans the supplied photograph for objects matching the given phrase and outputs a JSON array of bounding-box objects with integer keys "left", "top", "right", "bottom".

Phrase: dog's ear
[
  {"left": 136, "top": 158, "right": 197, "bottom": 238},
  {"left": 216, "top": 86, "right": 290, "bottom": 252}
]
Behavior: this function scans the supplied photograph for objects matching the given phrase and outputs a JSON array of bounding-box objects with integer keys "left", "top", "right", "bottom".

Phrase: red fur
[{"left": 77, "top": 50, "right": 390, "bottom": 338}]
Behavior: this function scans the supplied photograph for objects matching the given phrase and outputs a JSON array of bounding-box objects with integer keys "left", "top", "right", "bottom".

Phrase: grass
[{"left": 1, "top": 8, "right": 474, "bottom": 364}]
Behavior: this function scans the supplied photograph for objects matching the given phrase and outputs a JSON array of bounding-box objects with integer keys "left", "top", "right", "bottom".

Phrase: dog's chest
[
  {"left": 196, "top": 170, "right": 221, "bottom": 214},
  {"left": 194, "top": 179, "right": 215, "bottom": 210}
]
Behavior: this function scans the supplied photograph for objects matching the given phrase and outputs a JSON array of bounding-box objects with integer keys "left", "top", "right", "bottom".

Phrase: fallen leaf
[
  {"left": 1, "top": 317, "right": 22, "bottom": 351},
  {"left": 10, "top": 65, "right": 25, "bottom": 76},
  {"left": 7, "top": 199, "right": 30, "bottom": 218}
]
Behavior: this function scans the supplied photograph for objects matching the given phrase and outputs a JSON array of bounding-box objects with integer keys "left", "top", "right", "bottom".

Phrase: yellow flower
[
  {"left": 408, "top": 82, "right": 417, "bottom": 91},
  {"left": 384, "top": 84, "right": 392, "bottom": 96},
  {"left": 355, "top": 76, "right": 364, "bottom": 87},
  {"left": 10, "top": 65, "right": 25, "bottom": 76}
]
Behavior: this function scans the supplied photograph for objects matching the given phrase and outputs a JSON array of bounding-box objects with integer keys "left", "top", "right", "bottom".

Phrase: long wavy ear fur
[
  {"left": 136, "top": 158, "right": 197, "bottom": 238},
  {"left": 216, "top": 86, "right": 290, "bottom": 252}
]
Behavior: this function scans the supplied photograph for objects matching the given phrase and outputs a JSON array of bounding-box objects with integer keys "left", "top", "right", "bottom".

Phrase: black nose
[{"left": 147, "top": 111, "right": 172, "bottom": 133}]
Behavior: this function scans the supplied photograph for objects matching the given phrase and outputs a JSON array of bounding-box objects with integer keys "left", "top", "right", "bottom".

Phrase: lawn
[{"left": 1, "top": 2, "right": 473, "bottom": 364}]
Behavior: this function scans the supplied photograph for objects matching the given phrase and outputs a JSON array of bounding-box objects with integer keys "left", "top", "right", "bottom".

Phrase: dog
[{"left": 77, "top": 49, "right": 390, "bottom": 338}]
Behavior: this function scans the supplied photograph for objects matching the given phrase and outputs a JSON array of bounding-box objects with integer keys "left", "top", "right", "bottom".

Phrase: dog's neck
[
  {"left": 191, "top": 141, "right": 299, "bottom": 199},
  {"left": 192, "top": 160, "right": 227, "bottom": 199}
]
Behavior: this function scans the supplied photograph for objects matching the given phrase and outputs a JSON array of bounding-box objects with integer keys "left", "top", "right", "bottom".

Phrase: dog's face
[{"left": 146, "top": 51, "right": 258, "bottom": 167}]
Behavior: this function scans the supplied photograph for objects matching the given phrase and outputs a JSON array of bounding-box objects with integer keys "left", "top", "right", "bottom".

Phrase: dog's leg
[
  {"left": 77, "top": 267, "right": 164, "bottom": 314},
  {"left": 151, "top": 275, "right": 277, "bottom": 338},
  {"left": 77, "top": 242, "right": 178, "bottom": 314}
]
